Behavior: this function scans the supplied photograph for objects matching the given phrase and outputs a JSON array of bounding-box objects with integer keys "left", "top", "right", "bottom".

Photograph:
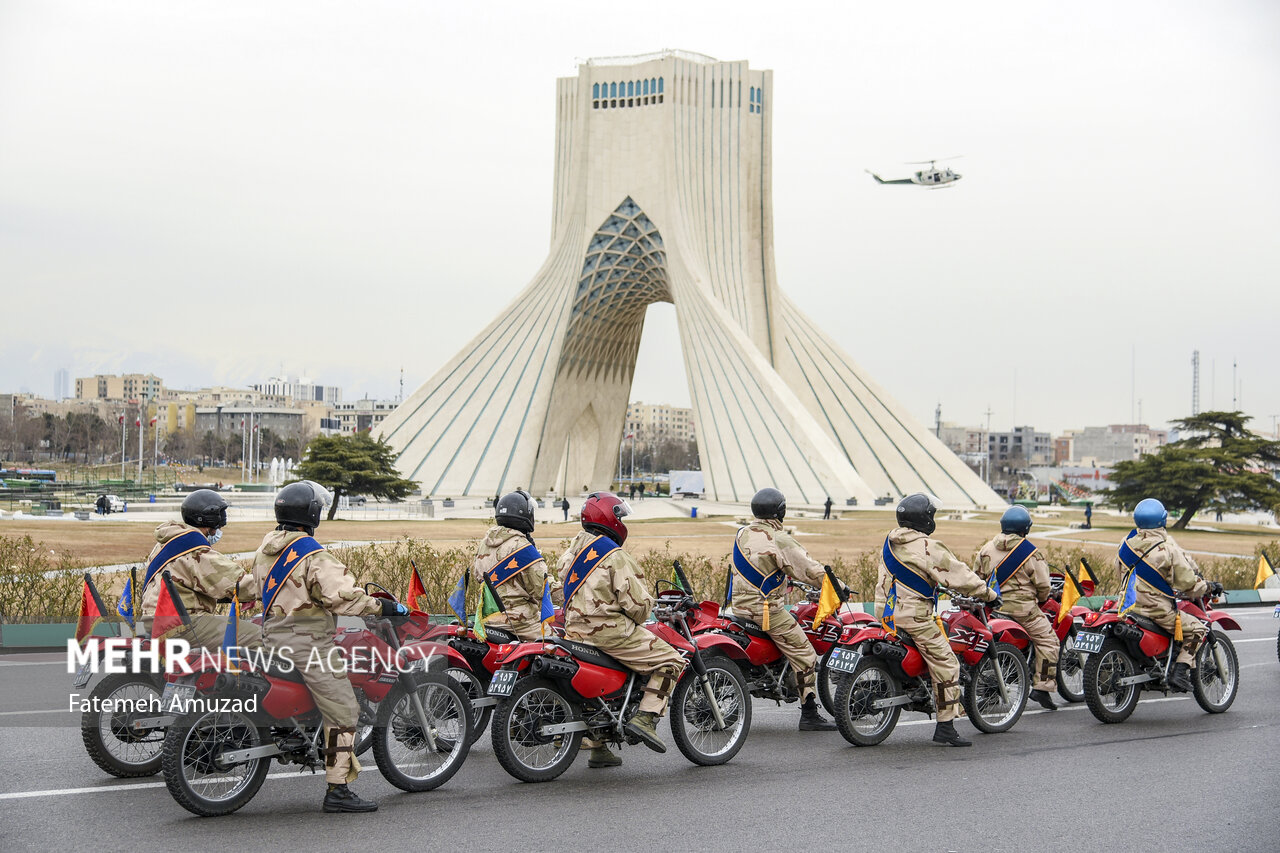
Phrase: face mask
[{"left": 207, "top": 529, "right": 223, "bottom": 546}]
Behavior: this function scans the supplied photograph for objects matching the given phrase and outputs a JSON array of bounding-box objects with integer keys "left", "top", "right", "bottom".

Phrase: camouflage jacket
[
  {"left": 874, "top": 527, "right": 995, "bottom": 613},
  {"left": 138, "top": 521, "right": 254, "bottom": 634},
  {"left": 558, "top": 530, "right": 652, "bottom": 645},
  {"left": 1112, "top": 528, "right": 1208, "bottom": 603},
  {"left": 473, "top": 526, "right": 561, "bottom": 635},
  {"left": 731, "top": 519, "right": 826, "bottom": 612},
  {"left": 246, "top": 529, "right": 381, "bottom": 645},
  {"left": 975, "top": 533, "right": 1052, "bottom": 605}
]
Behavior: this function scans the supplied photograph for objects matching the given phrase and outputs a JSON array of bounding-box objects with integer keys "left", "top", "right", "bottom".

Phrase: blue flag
[
  {"left": 222, "top": 591, "right": 241, "bottom": 668},
  {"left": 115, "top": 578, "right": 134, "bottom": 626},
  {"left": 988, "top": 571, "right": 1002, "bottom": 598},
  {"left": 882, "top": 582, "right": 897, "bottom": 633},
  {"left": 447, "top": 572, "right": 468, "bottom": 624},
  {"left": 540, "top": 577, "right": 555, "bottom": 635},
  {"left": 1118, "top": 569, "right": 1139, "bottom": 617}
]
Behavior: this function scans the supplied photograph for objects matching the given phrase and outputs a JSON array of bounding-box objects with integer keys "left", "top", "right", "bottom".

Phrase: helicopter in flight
[{"left": 866, "top": 158, "right": 962, "bottom": 188}]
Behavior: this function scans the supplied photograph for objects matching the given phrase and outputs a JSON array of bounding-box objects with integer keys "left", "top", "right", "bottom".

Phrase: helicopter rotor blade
[{"left": 904, "top": 155, "right": 963, "bottom": 164}]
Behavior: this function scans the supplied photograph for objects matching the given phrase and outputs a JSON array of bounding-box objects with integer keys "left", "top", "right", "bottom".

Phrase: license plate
[
  {"left": 487, "top": 669, "right": 519, "bottom": 697},
  {"left": 1272, "top": 604, "right": 1279, "bottom": 618},
  {"left": 72, "top": 662, "right": 93, "bottom": 689},
  {"left": 161, "top": 682, "right": 196, "bottom": 710},
  {"left": 1073, "top": 631, "right": 1106, "bottom": 655},
  {"left": 826, "top": 648, "right": 862, "bottom": 674}
]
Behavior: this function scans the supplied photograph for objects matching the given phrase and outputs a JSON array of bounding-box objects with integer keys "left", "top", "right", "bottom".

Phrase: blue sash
[
  {"left": 485, "top": 543, "right": 543, "bottom": 587},
  {"left": 143, "top": 530, "right": 209, "bottom": 593},
  {"left": 731, "top": 537, "right": 786, "bottom": 596},
  {"left": 563, "top": 536, "right": 618, "bottom": 605},
  {"left": 991, "top": 538, "right": 1038, "bottom": 589},
  {"left": 1118, "top": 530, "right": 1177, "bottom": 600},
  {"left": 262, "top": 536, "right": 324, "bottom": 614},
  {"left": 881, "top": 538, "right": 936, "bottom": 601}
]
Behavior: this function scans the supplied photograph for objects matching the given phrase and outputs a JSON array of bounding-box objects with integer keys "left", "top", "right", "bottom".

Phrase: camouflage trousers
[
  {"left": 738, "top": 601, "right": 818, "bottom": 702},
  {"left": 271, "top": 636, "right": 362, "bottom": 785},
  {"left": 896, "top": 598, "right": 962, "bottom": 723},
  {"left": 1133, "top": 599, "right": 1205, "bottom": 666},
  {"left": 1003, "top": 599, "right": 1059, "bottom": 691}
]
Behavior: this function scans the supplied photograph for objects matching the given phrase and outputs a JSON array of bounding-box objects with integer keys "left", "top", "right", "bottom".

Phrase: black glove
[
  {"left": 380, "top": 598, "right": 411, "bottom": 626},
  {"left": 990, "top": 595, "right": 1003, "bottom": 610},
  {"left": 1208, "top": 581, "right": 1224, "bottom": 597}
]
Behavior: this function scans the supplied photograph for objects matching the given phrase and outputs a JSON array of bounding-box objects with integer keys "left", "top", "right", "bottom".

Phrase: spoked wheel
[
  {"left": 161, "top": 709, "right": 270, "bottom": 817},
  {"left": 1083, "top": 638, "right": 1141, "bottom": 723},
  {"left": 372, "top": 674, "right": 473, "bottom": 792},
  {"left": 447, "top": 666, "right": 492, "bottom": 746},
  {"left": 81, "top": 673, "right": 166, "bottom": 777},
  {"left": 833, "top": 657, "right": 901, "bottom": 747},
  {"left": 491, "top": 676, "right": 583, "bottom": 783},
  {"left": 1056, "top": 630, "right": 1086, "bottom": 703},
  {"left": 669, "top": 656, "right": 752, "bottom": 766},
  {"left": 964, "top": 641, "right": 1030, "bottom": 733},
  {"left": 1192, "top": 630, "right": 1239, "bottom": 714},
  {"left": 817, "top": 651, "right": 837, "bottom": 717}
]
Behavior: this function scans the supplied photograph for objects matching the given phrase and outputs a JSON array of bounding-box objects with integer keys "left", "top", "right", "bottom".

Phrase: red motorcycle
[
  {"left": 159, "top": 591, "right": 473, "bottom": 816},
  {"left": 829, "top": 593, "right": 1032, "bottom": 746},
  {"left": 1079, "top": 594, "right": 1241, "bottom": 723},
  {"left": 487, "top": 576, "right": 752, "bottom": 782},
  {"left": 1035, "top": 571, "right": 1098, "bottom": 703}
]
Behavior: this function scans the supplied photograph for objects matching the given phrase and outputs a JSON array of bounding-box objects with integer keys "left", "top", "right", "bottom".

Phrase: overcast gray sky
[{"left": 2, "top": 0, "right": 1277, "bottom": 436}]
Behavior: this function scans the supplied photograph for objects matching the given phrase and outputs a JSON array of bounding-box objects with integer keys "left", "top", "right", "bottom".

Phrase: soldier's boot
[
  {"left": 322, "top": 783, "right": 378, "bottom": 813},
  {"left": 798, "top": 695, "right": 837, "bottom": 732},
  {"left": 586, "top": 746, "right": 622, "bottom": 768},
  {"left": 1167, "top": 662, "right": 1194, "bottom": 693},
  {"left": 931, "top": 720, "right": 972, "bottom": 747},
  {"left": 1030, "top": 689, "right": 1058, "bottom": 711},
  {"left": 625, "top": 711, "right": 667, "bottom": 754}
]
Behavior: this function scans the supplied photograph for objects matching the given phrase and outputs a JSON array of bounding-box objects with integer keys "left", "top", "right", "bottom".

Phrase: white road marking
[
  {"left": 1233, "top": 637, "right": 1276, "bottom": 644},
  {"left": 0, "top": 709, "right": 73, "bottom": 716},
  {"left": 0, "top": 770, "right": 316, "bottom": 801},
  {"left": 0, "top": 661, "right": 65, "bottom": 667}
]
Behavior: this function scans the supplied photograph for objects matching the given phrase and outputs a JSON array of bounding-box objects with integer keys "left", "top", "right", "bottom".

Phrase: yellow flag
[
  {"left": 1255, "top": 553, "right": 1276, "bottom": 589},
  {"left": 813, "top": 575, "right": 841, "bottom": 629},
  {"left": 1078, "top": 558, "right": 1096, "bottom": 587},
  {"left": 1058, "top": 571, "right": 1082, "bottom": 626}
]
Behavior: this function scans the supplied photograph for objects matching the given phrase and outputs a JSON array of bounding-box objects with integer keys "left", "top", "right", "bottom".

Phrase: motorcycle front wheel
[
  {"left": 1083, "top": 638, "right": 1140, "bottom": 723},
  {"left": 1192, "top": 630, "right": 1239, "bottom": 714},
  {"left": 491, "top": 676, "right": 583, "bottom": 783},
  {"left": 80, "top": 672, "right": 166, "bottom": 778},
  {"left": 669, "top": 655, "right": 751, "bottom": 766},
  {"left": 833, "top": 657, "right": 901, "bottom": 747},
  {"left": 1056, "top": 630, "right": 1086, "bottom": 703},
  {"left": 964, "top": 641, "right": 1029, "bottom": 733},
  {"left": 161, "top": 708, "right": 270, "bottom": 817},
  {"left": 372, "top": 673, "right": 473, "bottom": 792}
]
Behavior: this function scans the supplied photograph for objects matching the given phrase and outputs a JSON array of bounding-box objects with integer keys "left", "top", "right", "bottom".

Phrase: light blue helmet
[
  {"left": 1133, "top": 498, "right": 1167, "bottom": 529},
  {"left": 1000, "top": 505, "right": 1032, "bottom": 536}
]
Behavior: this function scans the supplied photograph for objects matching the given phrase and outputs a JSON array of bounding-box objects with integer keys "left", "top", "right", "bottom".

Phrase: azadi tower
[{"left": 380, "top": 51, "right": 1002, "bottom": 509}]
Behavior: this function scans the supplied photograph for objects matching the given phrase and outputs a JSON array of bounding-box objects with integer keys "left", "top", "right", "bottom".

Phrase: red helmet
[{"left": 580, "top": 492, "right": 633, "bottom": 544}]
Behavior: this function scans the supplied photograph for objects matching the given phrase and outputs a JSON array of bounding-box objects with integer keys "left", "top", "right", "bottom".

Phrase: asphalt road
[{"left": 2, "top": 607, "right": 1277, "bottom": 853}]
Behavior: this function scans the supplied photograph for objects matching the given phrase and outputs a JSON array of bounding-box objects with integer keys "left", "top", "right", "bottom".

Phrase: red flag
[
  {"left": 118, "top": 415, "right": 125, "bottom": 424},
  {"left": 75, "top": 574, "right": 112, "bottom": 645},
  {"left": 151, "top": 571, "right": 192, "bottom": 640},
  {"left": 135, "top": 419, "right": 141, "bottom": 427},
  {"left": 149, "top": 417, "right": 157, "bottom": 426},
  {"left": 406, "top": 560, "right": 427, "bottom": 612}
]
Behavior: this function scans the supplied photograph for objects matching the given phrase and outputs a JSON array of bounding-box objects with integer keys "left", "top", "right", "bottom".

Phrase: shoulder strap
[
  {"left": 993, "top": 538, "right": 1038, "bottom": 587},
  {"left": 486, "top": 542, "right": 544, "bottom": 587},
  {"left": 882, "top": 537, "right": 936, "bottom": 600},
  {"left": 563, "top": 536, "right": 618, "bottom": 605},
  {"left": 731, "top": 532, "right": 787, "bottom": 595},
  {"left": 262, "top": 536, "right": 325, "bottom": 613},
  {"left": 142, "top": 530, "right": 210, "bottom": 593},
  {"left": 1117, "top": 531, "right": 1176, "bottom": 600}
]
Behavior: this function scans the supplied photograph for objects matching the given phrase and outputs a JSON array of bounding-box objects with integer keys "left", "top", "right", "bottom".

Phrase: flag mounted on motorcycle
[
  {"left": 75, "top": 573, "right": 115, "bottom": 646},
  {"left": 447, "top": 571, "right": 468, "bottom": 624},
  {"left": 407, "top": 560, "right": 428, "bottom": 612}
]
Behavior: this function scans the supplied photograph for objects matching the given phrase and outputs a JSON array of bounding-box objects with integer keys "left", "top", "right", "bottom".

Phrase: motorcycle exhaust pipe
[
  {"left": 871, "top": 642, "right": 907, "bottom": 662},
  {"left": 530, "top": 657, "right": 578, "bottom": 679},
  {"left": 1112, "top": 623, "right": 1143, "bottom": 643}
]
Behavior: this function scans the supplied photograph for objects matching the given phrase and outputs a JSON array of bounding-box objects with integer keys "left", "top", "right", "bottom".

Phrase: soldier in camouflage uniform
[
  {"left": 138, "top": 489, "right": 260, "bottom": 652},
  {"left": 557, "top": 492, "right": 685, "bottom": 768},
  {"left": 873, "top": 494, "right": 999, "bottom": 747},
  {"left": 246, "top": 481, "right": 410, "bottom": 813},
  {"left": 1115, "top": 499, "right": 1219, "bottom": 693},
  {"left": 975, "top": 506, "right": 1059, "bottom": 710},
  {"left": 731, "top": 487, "right": 838, "bottom": 731},
  {"left": 474, "top": 490, "right": 561, "bottom": 640}
]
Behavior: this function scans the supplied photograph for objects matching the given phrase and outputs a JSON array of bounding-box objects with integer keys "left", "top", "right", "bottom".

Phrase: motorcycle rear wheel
[
  {"left": 446, "top": 665, "right": 492, "bottom": 746},
  {"left": 669, "top": 655, "right": 751, "bottom": 766},
  {"left": 81, "top": 672, "right": 166, "bottom": 778},
  {"left": 491, "top": 676, "right": 583, "bottom": 783},
  {"left": 833, "top": 657, "right": 901, "bottom": 747},
  {"left": 964, "top": 641, "right": 1029, "bottom": 733},
  {"left": 817, "top": 651, "right": 837, "bottom": 717},
  {"left": 1056, "top": 630, "right": 1086, "bottom": 703},
  {"left": 161, "top": 709, "right": 270, "bottom": 817},
  {"left": 1192, "top": 630, "right": 1239, "bottom": 714},
  {"left": 1083, "top": 638, "right": 1140, "bottom": 723},
  {"left": 372, "top": 674, "right": 473, "bottom": 792}
]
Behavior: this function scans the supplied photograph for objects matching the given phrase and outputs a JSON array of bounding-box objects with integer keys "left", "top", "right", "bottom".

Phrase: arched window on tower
[
  {"left": 610, "top": 82, "right": 617, "bottom": 98},
  {"left": 593, "top": 83, "right": 600, "bottom": 99},
  {"left": 642, "top": 79, "right": 649, "bottom": 96},
  {"left": 658, "top": 77, "right": 663, "bottom": 93},
  {"left": 625, "top": 80, "right": 631, "bottom": 97}
]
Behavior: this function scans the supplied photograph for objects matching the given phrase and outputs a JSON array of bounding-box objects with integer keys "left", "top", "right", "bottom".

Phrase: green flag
[{"left": 475, "top": 578, "right": 505, "bottom": 642}]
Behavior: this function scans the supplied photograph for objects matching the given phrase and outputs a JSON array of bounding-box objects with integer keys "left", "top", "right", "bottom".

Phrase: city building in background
[
  {"left": 987, "top": 426, "right": 1053, "bottom": 467},
  {"left": 252, "top": 375, "right": 342, "bottom": 404},
  {"left": 75, "top": 373, "right": 163, "bottom": 402},
  {"left": 334, "top": 398, "right": 397, "bottom": 433},
  {"left": 1071, "top": 424, "right": 1169, "bottom": 465},
  {"left": 53, "top": 368, "right": 69, "bottom": 402},
  {"left": 624, "top": 401, "right": 696, "bottom": 444}
]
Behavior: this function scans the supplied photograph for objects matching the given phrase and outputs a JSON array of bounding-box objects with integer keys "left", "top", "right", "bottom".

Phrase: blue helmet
[
  {"left": 1000, "top": 505, "right": 1032, "bottom": 536},
  {"left": 1134, "top": 498, "right": 1167, "bottom": 529}
]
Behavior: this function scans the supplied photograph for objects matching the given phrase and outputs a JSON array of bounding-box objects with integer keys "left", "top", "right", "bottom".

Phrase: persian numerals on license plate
[
  {"left": 161, "top": 682, "right": 196, "bottom": 708},
  {"left": 487, "top": 669, "right": 519, "bottom": 697},
  {"left": 1073, "top": 631, "right": 1106, "bottom": 655},
  {"left": 827, "top": 648, "right": 862, "bottom": 674},
  {"left": 72, "top": 662, "right": 93, "bottom": 689},
  {"left": 1272, "top": 604, "right": 1280, "bottom": 618}
]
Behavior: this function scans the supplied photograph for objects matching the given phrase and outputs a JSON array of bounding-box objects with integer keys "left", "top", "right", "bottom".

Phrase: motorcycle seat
[
  {"left": 725, "top": 614, "right": 772, "bottom": 641},
  {"left": 552, "top": 638, "right": 631, "bottom": 673},
  {"left": 1126, "top": 614, "right": 1170, "bottom": 637},
  {"left": 482, "top": 626, "right": 519, "bottom": 644},
  {"left": 262, "top": 662, "right": 308, "bottom": 683}
]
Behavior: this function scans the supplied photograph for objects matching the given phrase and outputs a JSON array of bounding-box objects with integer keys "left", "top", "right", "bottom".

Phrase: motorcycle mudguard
[
  {"left": 1083, "top": 611, "right": 1119, "bottom": 629},
  {"left": 1069, "top": 605, "right": 1092, "bottom": 619},
  {"left": 570, "top": 660, "right": 628, "bottom": 699},
  {"left": 841, "top": 624, "right": 887, "bottom": 646},
  {"left": 498, "top": 642, "right": 559, "bottom": 668},
  {"left": 988, "top": 618, "right": 1030, "bottom": 649},
  {"left": 901, "top": 646, "right": 927, "bottom": 679},
  {"left": 399, "top": 639, "right": 470, "bottom": 672},
  {"left": 840, "top": 610, "right": 875, "bottom": 625},
  {"left": 1205, "top": 612, "right": 1241, "bottom": 631},
  {"left": 694, "top": 632, "right": 750, "bottom": 661}
]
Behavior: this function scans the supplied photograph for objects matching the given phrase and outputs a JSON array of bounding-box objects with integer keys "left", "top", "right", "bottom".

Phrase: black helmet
[
  {"left": 495, "top": 489, "right": 535, "bottom": 533},
  {"left": 274, "top": 480, "right": 331, "bottom": 533},
  {"left": 750, "top": 487, "right": 786, "bottom": 521},
  {"left": 181, "top": 489, "right": 229, "bottom": 529},
  {"left": 896, "top": 493, "right": 939, "bottom": 535},
  {"left": 1000, "top": 505, "right": 1032, "bottom": 536}
]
